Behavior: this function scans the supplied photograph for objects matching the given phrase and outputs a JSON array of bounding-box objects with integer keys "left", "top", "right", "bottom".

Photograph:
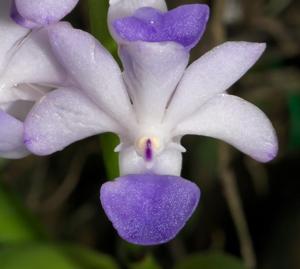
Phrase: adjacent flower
[
  {"left": 11, "top": 0, "right": 79, "bottom": 29},
  {"left": 0, "top": 0, "right": 78, "bottom": 158},
  {"left": 8, "top": 0, "right": 278, "bottom": 245}
]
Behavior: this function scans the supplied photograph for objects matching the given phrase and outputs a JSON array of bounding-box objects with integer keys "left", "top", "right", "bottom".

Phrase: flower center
[{"left": 136, "top": 136, "right": 160, "bottom": 162}]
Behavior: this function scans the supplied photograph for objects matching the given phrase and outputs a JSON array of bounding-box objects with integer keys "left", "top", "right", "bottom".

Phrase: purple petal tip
[
  {"left": 113, "top": 4, "right": 209, "bottom": 49},
  {"left": 10, "top": 1, "right": 39, "bottom": 28},
  {"left": 11, "top": 0, "right": 79, "bottom": 29},
  {"left": 100, "top": 174, "right": 200, "bottom": 245},
  {"left": 262, "top": 143, "right": 278, "bottom": 163}
]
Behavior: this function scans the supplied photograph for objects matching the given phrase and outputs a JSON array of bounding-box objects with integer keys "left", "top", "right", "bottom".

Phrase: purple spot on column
[{"left": 145, "top": 138, "right": 153, "bottom": 161}]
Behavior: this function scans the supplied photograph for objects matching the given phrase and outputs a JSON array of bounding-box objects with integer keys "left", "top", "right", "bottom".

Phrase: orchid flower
[
  {"left": 23, "top": 0, "right": 278, "bottom": 245},
  {"left": 0, "top": 0, "right": 78, "bottom": 158}
]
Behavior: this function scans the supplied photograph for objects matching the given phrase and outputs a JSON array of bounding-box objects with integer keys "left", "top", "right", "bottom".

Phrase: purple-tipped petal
[
  {"left": 100, "top": 174, "right": 200, "bottom": 245},
  {"left": 175, "top": 94, "right": 278, "bottom": 163},
  {"left": 0, "top": 111, "right": 29, "bottom": 159},
  {"left": 11, "top": 0, "right": 79, "bottom": 28},
  {"left": 24, "top": 87, "right": 119, "bottom": 156},
  {"left": 10, "top": 1, "right": 39, "bottom": 29},
  {"left": 113, "top": 4, "right": 209, "bottom": 49}
]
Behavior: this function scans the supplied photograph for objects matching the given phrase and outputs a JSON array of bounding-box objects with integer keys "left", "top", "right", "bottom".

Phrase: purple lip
[{"left": 100, "top": 173, "right": 200, "bottom": 245}]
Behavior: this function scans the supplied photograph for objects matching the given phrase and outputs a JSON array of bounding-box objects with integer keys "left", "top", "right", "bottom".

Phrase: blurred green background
[{"left": 0, "top": 0, "right": 299, "bottom": 268}]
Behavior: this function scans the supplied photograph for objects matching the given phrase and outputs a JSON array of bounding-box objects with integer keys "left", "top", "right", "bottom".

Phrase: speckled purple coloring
[
  {"left": 113, "top": 4, "right": 209, "bottom": 49},
  {"left": 100, "top": 174, "right": 200, "bottom": 245}
]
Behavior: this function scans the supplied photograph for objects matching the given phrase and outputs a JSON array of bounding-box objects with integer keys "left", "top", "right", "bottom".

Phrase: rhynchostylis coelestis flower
[
  {"left": 0, "top": 0, "right": 78, "bottom": 158},
  {"left": 2, "top": 0, "right": 278, "bottom": 245}
]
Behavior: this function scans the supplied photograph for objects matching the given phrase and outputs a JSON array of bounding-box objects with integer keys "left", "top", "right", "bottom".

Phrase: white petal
[
  {"left": 1, "top": 23, "right": 68, "bottom": 89},
  {"left": 174, "top": 94, "right": 278, "bottom": 162},
  {"left": 165, "top": 42, "right": 266, "bottom": 125},
  {"left": 48, "top": 24, "right": 135, "bottom": 127},
  {"left": 119, "top": 146, "right": 182, "bottom": 176},
  {"left": 0, "top": 20, "right": 69, "bottom": 122},
  {"left": 0, "top": 0, "right": 29, "bottom": 70},
  {"left": 108, "top": 0, "right": 167, "bottom": 41},
  {"left": 0, "top": 23, "right": 69, "bottom": 111},
  {"left": 24, "top": 87, "right": 120, "bottom": 156},
  {"left": 120, "top": 41, "right": 189, "bottom": 123},
  {"left": 0, "top": 110, "right": 29, "bottom": 158}
]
